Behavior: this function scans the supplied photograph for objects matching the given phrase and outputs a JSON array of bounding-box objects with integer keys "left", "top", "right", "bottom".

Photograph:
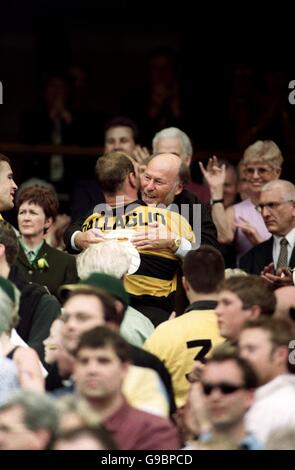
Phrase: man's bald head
[
  {"left": 141, "top": 153, "right": 185, "bottom": 206},
  {"left": 150, "top": 152, "right": 182, "bottom": 172}
]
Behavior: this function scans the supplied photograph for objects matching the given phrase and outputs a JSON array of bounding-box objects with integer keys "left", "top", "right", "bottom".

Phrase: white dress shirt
[{"left": 272, "top": 227, "right": 295, "bottom": 269}]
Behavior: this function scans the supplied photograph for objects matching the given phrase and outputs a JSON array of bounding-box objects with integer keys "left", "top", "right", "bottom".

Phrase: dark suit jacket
[
  {"left": 15, "top": 240, "right": 78, "bottom": 299},
  {"left": 239, "top": 236, "right": 295, "bottom": 274}
]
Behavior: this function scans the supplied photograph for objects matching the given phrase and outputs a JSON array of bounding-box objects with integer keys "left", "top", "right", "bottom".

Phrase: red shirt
[{"left": 104, "top": 400, "right": 180, "bottom": 450}]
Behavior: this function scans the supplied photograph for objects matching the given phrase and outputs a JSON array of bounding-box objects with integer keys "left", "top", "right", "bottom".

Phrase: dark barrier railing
[{"left": 0, "top": 142, "right": 241, "bottom": 162}]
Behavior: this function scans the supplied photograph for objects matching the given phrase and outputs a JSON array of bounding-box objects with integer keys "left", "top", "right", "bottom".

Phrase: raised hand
[
  {"left": 199, "top": 155, "right": 225, "bottom": 197},
  {"left": 132, "top": 145, "right": 150, "bottom": 173}
]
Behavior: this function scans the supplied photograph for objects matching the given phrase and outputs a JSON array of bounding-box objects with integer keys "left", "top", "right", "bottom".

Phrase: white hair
[
  {"left": 0, "top": 285, "right": 20, "bottom": 334},
  {"left": 152, "top": 127, "right": 193, "bottom": 158},
  {"left": 76, "top": 241, "right": 132, "bottom": 280},
  {"left": 225, "top": 268, "right": 248, "bottom": 279},
  {"left": 261, "top": 179, "right": 295, "bottom": 201}
]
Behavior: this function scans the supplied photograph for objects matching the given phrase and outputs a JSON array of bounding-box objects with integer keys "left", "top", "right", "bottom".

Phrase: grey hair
[
  {"left": 225, "top": 268, "right": 248, "bottom": 279},
  {"left": 243, "top": 140, "right": 283, "bottom": 168},
  {"left": 152, "top": 127, "right": 193, "bottom": 159},
  {"left": 76, "top": 241, "right": 132, "bottom": 280},
  {"left": 0, "top": 390, "right": 59, "bottom": 440},
  {"left": 266, "top": 428, "right": 295, "bottom": 450},
  {"left": 261, "top": 179, "right": 295, "bottom": 201},
  {"left": 0, "top": 285, "right": 20, "bottom": 334}
]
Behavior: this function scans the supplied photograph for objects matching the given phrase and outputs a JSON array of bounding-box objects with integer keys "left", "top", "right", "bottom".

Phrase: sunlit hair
[
  {"left": 76, "top": 241, "right": 132, "bottom": 280},
  {"left": 243, "top": 140, "right": 283, "bottom": 168},
  {"left": 0, "top": 153, "right": 11, "bottom": 167},
  {"left": 218, "top": 275, "right": 276, "bottom": 315},
  {"left": 16, "top": 186, "right": 59, "bottom": 221},
  {"left": 152, "top": 127, "right": 193, "bottom": 160},
  {"left": 261, "top": 179, "right": 295, "bottom": 201},
  {"left": 0, "top": 283, "right": 20, "bottom": 334},
  {"left": 95, "top": 152, "right": 135, "bottom": 195}
]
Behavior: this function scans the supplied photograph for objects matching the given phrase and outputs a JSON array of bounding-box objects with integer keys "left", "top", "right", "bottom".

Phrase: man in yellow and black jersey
[
  {"left": 82, "top": 203, "right": 194, "bottom": 316},
  {"left": 65, "top": 151, "right": 195, "bottom": 325}
]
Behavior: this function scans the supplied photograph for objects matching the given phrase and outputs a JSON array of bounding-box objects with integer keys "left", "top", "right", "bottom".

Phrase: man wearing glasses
[
  {"left": 240, "top": 179, "right": 295, "bottom": 288},
  {"left": 192, "top": 348, "right": 262, "bottom": 449}
]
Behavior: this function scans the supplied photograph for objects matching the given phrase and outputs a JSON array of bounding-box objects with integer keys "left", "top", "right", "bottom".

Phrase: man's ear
[
  {"left": 249, "top": 305, "right": 261, "bottom": 320},
  {"left": 174, "top": 181, "right": 184, "bottom": 196},
  {"left": 273, "top": 345, "right": 289, "bottom": 367},
  {"left": 34, "top": 428, "right": 51, "bottom": 450},
  {"left": 186, "top": 155, "right": 192, "bottom": 166},
  {"left": 128, "top": 172, "right": 137, "bottom": 189},
  {"left": 0, "top": 243, "right": 5, "bottom": 258},
  {"left": 182, "top": 276, "right": 189, "bottom": 292}
]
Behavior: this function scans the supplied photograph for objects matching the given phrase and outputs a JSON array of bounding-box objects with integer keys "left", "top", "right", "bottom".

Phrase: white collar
[{"left": 273, "top": 227, "right": 295, "bottom": 247}]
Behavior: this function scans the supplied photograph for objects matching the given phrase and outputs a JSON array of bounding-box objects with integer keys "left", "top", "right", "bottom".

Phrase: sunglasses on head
[{"left": 201, "top": 382, "right": 246, "bottom": 396}]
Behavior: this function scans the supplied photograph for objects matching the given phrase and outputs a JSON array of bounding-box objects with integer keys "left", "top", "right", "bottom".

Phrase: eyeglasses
[
  {"left": 255, "top": 200, "right": 294, "bottom": 213},
  {"left": 201, "top": 382, "right": 246, "bottom": 396},
  {"left": 244, "top": 166, "right": 272, "bottom": 176}
]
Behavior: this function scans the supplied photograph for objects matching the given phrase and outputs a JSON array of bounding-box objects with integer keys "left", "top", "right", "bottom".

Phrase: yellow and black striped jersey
[{"left": 81, "top": 202, "right": 195, "bottom": 305}]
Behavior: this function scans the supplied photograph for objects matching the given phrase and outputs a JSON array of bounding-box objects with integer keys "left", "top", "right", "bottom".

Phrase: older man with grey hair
[
  {"left": 240, "top": 179, "right": 295, "bottom": 288},
  {"left": 0, "top": 390, "right": 58, "bottom": 449},
  {"left": 152, "top": 127, "right": 193, "bottom": 166}
]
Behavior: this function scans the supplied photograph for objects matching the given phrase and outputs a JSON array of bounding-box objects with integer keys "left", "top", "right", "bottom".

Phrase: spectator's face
[
  {"left": 0, "top": 162, "right": 17, "bottom": 211},
  {"left": 223, "top": 167, "right": 238, "bottom": 208},
  {"left": 237, "top": 163, "right": 249, "bottom": 201},
  {"left": 141, "top": 154, "right": 182, "bottom": 205},
  {"left": 258, "top": 188, "right": 295, "bottom": 236},
  {"left": 104, "top": 126, "right": 136, "bottom": 155},
  {"left": 154, "top": 137, "right": 191, "bottom": 165},
  {"left": 74, "top": 346, "right": 128, "bottom": 400},
  {"left": 239, "top": 328, "right": 280, "bottom": 385},
  {"left": 201, "top": 360, "right": 253, "bottom": 430},
  {"left": 0, "top": 405, "right": 44, "bottom": 450},
  {"left": 61, "top": 295, "right": 105, "bottom": 353},
  {"left": 154, "top": 137, "right": 190, "bottom": 165},
  {"left": 215, "top": 290, "right": 253, "bottom": 342},
  {"left": 43, "top": 319, "right": 63, "bottom": 365},
  {"left": 244, "top": 161, "right": 280, "bottom": 195},
  {"left": 18, "top": 201, "right": 51, "bottom": 239}
]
